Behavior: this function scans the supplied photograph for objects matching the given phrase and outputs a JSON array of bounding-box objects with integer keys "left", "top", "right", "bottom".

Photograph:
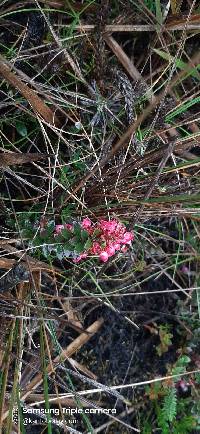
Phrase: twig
[
  {"left": 44, "top": 368, "right": 200, "bottom": 397},
  {"left": 132, "top": 141, "right": 176, "bottom": 223}
]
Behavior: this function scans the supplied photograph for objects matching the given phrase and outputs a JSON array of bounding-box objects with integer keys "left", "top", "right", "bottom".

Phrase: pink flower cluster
[{"left": 55, "top": 218, "right": 134, "bottom": 263}]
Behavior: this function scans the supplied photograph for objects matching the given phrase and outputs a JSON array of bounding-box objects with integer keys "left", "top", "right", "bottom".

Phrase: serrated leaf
[
  {"left": 172, "top": 366, "right": 185, "bottom": 378},
  {"left": 157, "top": 407, "right": 170, "bottom": 434},
  {"left": 162, "top": 387, "right": 177, "bottom": 423}
]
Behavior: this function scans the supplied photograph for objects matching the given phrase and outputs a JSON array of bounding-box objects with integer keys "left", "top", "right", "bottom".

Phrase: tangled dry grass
[{"left": 0, "top": 0, "right": 200, "bottom": 432}]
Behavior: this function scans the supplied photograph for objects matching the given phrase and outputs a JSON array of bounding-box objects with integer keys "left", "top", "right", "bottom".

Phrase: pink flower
[
  {"left": 64, "top": 223, "right": 73, "bottom": 231},
  {"left": 121, "top": 231, "right": 134, "bottom": 244},
  {"left": 82, "top": 218, "right": 92, "bottom": 229},
  {"left": 113, "top": 243, "right": 121, "bottom": 251},
  {"left": 55, "top": 224, "right": 64, "bottom": 234},
  {"left": 91, "top": 242, "right": 101, "bottom": 254},
  {"left": 99, "top": 220, "right": 118, "bottom": 234},
  {"left": 99, "top": 251, "right": 109, "bottom": 262},
  {"left": 115, "top": 222, "right": 126, "bottom": 236},
  {"left": 106, "top": 245, "right": 116, "bottom": 256},
  {"left": 54, "top": 218, "right": 134, "bottom": 263}
]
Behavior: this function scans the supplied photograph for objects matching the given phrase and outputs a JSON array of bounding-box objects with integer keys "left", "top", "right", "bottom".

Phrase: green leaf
[
  {"left": 61, "top": 204, "right": 75, "bottom": 220},
  {"left": 32, "top": 235, "right": 43, "bottom": 246},
  {"left": 153, "top": 48, "right": 200, "bottom": 80},
  {"left": 23, "top": 227, "right": 35, "bottom": 238},
  {"left": 74, "top": 242, "right": 85, "bottom": 253},
  {"left": 81, "top": 230, "right": 89, "bottom": 241},
  {"left": 172, "top": 355, "right": 191, "bottom": 379},
  {"left": 157, "top": 406, "right": 170, "bottom": 434},
  {"left": 68, "top": 237, "right": 76, "bottom": 247},
  {"left": 177, "top": 355, "right": 191, "bottom": 366},
  {"left": 55, "top": 234, "right": 64, "bottom": 243},
  {"left": 173, "top": 415, "right": 197, "bottom": 434},
  {"left": 195, "top": 372, "right": 200, "bottom": 384},
  {"left": 61, "top": 229, "right": 72, "bottom": 240},
  {"left": 155, "top": 0, "right": 162, "bottom": 25},
  {"left": 56, "top": 245, "right": 63, "bottom": 254},
  {"left": 63, "top": 242, "right": 72, "bottom": 251},
  {"left": 166, "top": 96, "right": 200, "bottom": 122},
  {"left": 162, "top": 387, "right": 177, "bottom": 423},
  {"left": 84, "top": 238, "right": 92, "bottom": 250},
  {"left": 15, "top": 121, "right": 27, "bottom": 137},
  {"left": 73, "top": 223, "right": 81, "bottom": 238},
  {"left": 172, "top": 366, "right": 185, "bottom": 378},
  {"left": 40, "top": 224, "right": 55, "bottom": 241}
]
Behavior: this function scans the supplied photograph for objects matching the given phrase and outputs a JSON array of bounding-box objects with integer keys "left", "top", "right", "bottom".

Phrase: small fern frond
[
  {"left": 173, "top": 415, "right": 197, "bottom": 434},
  {"left": 162, "top": 387, "right": 177, "bottom": 422},
  {"left": 157, "top": 406, "right": 169, "bottom": 434}
]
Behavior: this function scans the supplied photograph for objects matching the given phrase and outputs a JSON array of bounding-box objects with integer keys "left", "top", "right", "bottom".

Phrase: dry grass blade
[
  {"left": 0, "top": 55, "right": 60, "bottom": 126},
  {"left": 0, "top": 259, "right": 16, "bottom": 269},
  {"left": 0, "top": 319, "right": 16, "bottom": 427},
  {"left": 111, "top": 52, "right": 200, "bottom": 156},
  {"left": 1, "top": 2, "right": 200, "bottom": 431},
  {"left": 58, "top": 51, "right": 200, "bottom": 209},
  {"left": 0, "top": 152, "right": 47, "bottom": 168},
  {"left": 1, "top": 318, "right": 104, "bottom": 421},
  {"left": 58, "top": 21, "right": 200, "bottom": 31},
  {"left": 103, "top": 34, "right": 143, "bottom": 82},
  {"left": 132, "top": 141, "right": 177, "bottom": 223},
  {"left": 2, "top": 244, "right": 62, "bottom": 273},
  {"left": 68, "top": 358, "right": 98, "bottom": 381},
  {"left": 166, "top": 13, "right": 200, "bottom": 28}
]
